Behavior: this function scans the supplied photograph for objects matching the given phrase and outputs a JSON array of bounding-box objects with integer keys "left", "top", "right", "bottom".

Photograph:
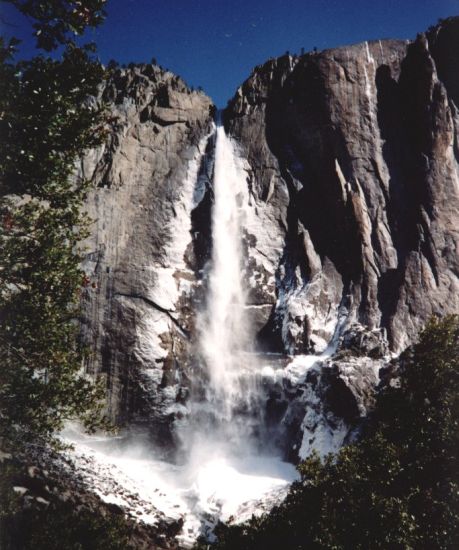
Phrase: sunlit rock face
[
  {"left": 78, "top": 64, "right": 214, "bottom": 441},
  {"left": 225, "top": 17, "right": 459, "bottom": 356}
]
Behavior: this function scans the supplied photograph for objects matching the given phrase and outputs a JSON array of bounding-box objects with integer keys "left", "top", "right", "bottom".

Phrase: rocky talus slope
[
  {"left": 0, "top": 448, "right": 181, "bottom": 549},
  {"left": 79, "top": 18, "right": 459, "bottom": 457}
]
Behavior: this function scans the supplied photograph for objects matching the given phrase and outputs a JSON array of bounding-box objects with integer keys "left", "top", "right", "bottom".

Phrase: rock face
[
  {"left": 259, "top": 324, "right": 388, "bottom": 462},
  {"left": 225, "top": 17, "right": 459, "bottom": 356},
  {"left": 79, "top": 18, "right": 459, "bottom": 455},
  {"left": 79, "top": 64, "right": 214, "bottom": 442}
]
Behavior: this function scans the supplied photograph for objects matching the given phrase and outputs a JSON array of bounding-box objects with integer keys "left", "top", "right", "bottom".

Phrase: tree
[
  {"left": 6, "top": 0, "right": 107, "bottom": 51},
  {"left": 0, "top": 0, "right": 109, "bottom": 449},
  {"left": 206, "top": 316, "right": 459, "bottom": 549}
]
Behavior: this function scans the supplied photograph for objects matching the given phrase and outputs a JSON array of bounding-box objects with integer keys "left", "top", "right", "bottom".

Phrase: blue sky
[{"left": 1, "top": 0, "right": 458, "bottom": 106}]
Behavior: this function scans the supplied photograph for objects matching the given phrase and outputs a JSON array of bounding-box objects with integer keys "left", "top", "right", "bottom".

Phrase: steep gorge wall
[
  {"left": 79, "top": 18, "right": 459, "bottom": 447},
  {"left": 78, "top": 65, "right": 214, "bottom": 440},
  {"left": 225, "top": 17, "right": 459, "bottom": 355}
]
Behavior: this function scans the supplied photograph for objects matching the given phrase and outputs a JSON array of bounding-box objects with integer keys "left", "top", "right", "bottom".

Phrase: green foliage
[
  {"left": 205, "top": 316, "right": 459, "bottom": 550},
  {"left": 0, "top": 1, "right": 109, "bottom": 449},
  {"left": 5, "top": 1, "right": 107, "bottom": 51},
  {"left": 0, "top": 461, "right": 133, "bottom": 550},
  {"left": 12, "top": 505, "right": 132, "bottom": 550},
  {"left": 0, "top": 44, "right": 106, "bottom": 199}
]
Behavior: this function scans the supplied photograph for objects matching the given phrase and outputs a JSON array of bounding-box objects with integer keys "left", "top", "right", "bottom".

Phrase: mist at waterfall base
[
  {"left": 63, "top": 424, "right": 297, "bottom": 546},
  {"left": 65, "top": 124, "right": 311, "bottom": 545}
]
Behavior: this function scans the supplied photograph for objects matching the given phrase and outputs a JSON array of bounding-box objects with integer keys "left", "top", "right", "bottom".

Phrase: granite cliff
[
  {"left": 79, "top": 18, "right": 459, "bottom": 461},
  {"left": 79, "top": 65, "right": 214, "bottom": 445},
  {"left": 225, "top": 18, "right": 459, "bottom": 357}
]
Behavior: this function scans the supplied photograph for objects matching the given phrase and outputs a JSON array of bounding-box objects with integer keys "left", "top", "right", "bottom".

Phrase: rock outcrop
[
  {"left": 225, "top": 16, "right": 459, "bottom": 356},
  {"left": 259, "top": 324, "right": 388, "bottom": 462},
  {"left": 79, "top": 64, "right": 214, "bottom": 442},
  {"left": 0, "top": 448, "right": 181, "bottom": 549}
]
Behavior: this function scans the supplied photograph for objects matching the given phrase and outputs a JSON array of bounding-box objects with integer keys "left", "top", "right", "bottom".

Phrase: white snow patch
[
  {"left": 147, "top": 133, "right": 211, "bottom": 313},
  {"left": 227, "top": 139, "right": 286, "bottom": 292},
  {"left": 135, "top": 308, "right": 171, "bottom": 364},
  {"left": 284, "top": 354, "right": 321, "bottom": 385},
  {"left": 299, "top": 415, "right": 348, "bottom": 459},
  {"left": 277, "top": 269, "right": 342, "bottom": 355}
]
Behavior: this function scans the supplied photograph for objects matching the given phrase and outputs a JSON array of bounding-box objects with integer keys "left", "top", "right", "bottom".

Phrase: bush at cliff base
[{"left": 204, "top": 315, "right": 459, "bottom": 550}]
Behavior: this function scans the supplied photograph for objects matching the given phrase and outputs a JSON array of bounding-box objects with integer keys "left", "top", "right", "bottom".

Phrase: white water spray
[
  {"left": 200, "top": 124, "right": 250, "bottom": 405},
  {"left": 197, "top": 123, "right": 265, "bottom": 429},
  {"left": 182, "top": 122, "right": 266, "bottom": 457}
]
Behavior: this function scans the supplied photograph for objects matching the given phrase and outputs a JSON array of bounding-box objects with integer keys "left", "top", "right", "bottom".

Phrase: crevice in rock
[{"left": 114, "top": 292, "right": 190, "bottom": 338}]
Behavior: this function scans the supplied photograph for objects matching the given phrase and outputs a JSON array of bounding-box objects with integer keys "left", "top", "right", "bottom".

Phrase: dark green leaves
[{"left": 5, "top": 0, "right": 107, "bottom": 51}]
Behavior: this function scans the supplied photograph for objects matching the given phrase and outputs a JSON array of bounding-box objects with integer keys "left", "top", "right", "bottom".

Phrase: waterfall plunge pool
[{"left": 62, "top": 425, "right": 298, "bottom": 547}]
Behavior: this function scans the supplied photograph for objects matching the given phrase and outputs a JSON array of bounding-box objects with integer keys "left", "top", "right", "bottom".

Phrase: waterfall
[
  {"left": 65, "top": 122, "right": 298, "bottom": 547},
  {"left": 201, "top": 124, "right": 249, "bottom": 392},
  {"left": 183, "top": 121, "right": 264, "bottom": 455},
  {"left": 363, "top": 41, "right": 376, "bottom": 126},
  {"left": 200, "top": 124, "right": 253, "bottom": 415}
]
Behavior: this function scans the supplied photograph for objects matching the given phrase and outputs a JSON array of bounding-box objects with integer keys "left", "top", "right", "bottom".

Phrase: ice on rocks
[{"left": 284, "top": 354, "right": 321, "bottom": 385}]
